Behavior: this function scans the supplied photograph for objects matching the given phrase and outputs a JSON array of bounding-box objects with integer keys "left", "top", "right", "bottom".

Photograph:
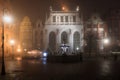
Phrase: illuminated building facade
[
  {"left": 43, "top": 6, "right": 84, "bottom": 55},
  {"left": 19, "top": 16, "right": 33, "bottom": 52},
  {"left": 0, "top": 0, "right": 16, "bottom": 57}
]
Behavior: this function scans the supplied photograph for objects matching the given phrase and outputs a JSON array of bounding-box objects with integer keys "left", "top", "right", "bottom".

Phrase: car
[{"left": 27, "top": 50, "right": 43, "bottom": 58}]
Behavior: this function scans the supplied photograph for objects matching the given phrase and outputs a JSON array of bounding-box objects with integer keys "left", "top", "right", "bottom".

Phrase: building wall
[
  {"left": 85, "top": 14, "right": 107, "bottom": 54},
  {"left": 44, "top": 7, "right": 84, "bottom": 55},
  {"left": 33, "top": 20, "right": 43, "bottom": 50},
  {"left": 19, "top": 16, "right": 33, "bottom": 52},
  {"left": 106, "top": 9, "right": 120, "bottom": 47}
]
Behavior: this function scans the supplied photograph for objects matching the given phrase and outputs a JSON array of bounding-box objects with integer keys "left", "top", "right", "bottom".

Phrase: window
[
  {"left": 61, "top": 32, "right": 68, "bottom": 44},
  {"left": 73, "top": 16, "right": 76, "bottom": 22},
  {"left": 53, "top": 16, "right": 56, "bottom": 22},
  {"left": 73, "top": 32, "right": 80, "bottom": 51},
  {"left": 65, "top": 16, "right": 68, "bottom": 22},
  {"left": 49, "top": 32, "right": 56, "bottom": 52},
  {"left": 61, "top": 16, "right": 63, "bottom": 22}
]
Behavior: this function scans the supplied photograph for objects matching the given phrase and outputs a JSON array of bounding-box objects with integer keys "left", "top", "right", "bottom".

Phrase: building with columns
[{"left": 43, "top": 6, "right": 84, "bottom": 55}]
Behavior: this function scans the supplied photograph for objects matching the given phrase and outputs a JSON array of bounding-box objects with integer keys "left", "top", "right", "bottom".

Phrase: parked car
[{"left": 26, "top": 50, "right": 43, "bottom": 58}]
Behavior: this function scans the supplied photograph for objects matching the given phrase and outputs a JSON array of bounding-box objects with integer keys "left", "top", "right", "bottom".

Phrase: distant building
[
  {"left": 43, "top": 6, "right": 84, "bottom": 55},
  {"left": 106, "top": 9, "right": 120, "bottom": 46},
  {"left": 85, "top": 14, "right": 108, "bottom": 54},
  {"left": 33, "top": 20, "right": 43, "bottom": 50},
  {"left": 19, "top": 16, "right": 33, "bottom": 52}
]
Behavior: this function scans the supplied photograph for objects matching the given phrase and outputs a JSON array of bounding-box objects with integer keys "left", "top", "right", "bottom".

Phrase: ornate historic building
[
  {"left": 84, "top": 14, "right": 108, "bottom": 54},
  {"left": 19, "top": 16, "right": 33, "bottom": 52},
  {"left": 43, "top": 6, "right": 84, "bottom": 55},
  {"left": 33, "top": 20, "right": 43, "bottom": 50},
  {"left": 0, "top": 0, "right": 15, "bottom": 57}
]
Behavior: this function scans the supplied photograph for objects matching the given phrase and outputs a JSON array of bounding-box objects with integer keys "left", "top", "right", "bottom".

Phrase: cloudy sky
[{"left": 10, "top": 0, "right": 120, "bottom": 22}]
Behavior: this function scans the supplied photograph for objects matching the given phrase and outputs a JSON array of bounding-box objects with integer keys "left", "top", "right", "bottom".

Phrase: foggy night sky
[{"left": 10, "top": 0, "right": 120, "bottom": 22}]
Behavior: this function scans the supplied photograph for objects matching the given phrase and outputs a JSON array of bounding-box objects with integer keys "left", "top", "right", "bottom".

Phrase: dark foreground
[{"left": 0, "top": 57, "right": 120, "bottom": 80}]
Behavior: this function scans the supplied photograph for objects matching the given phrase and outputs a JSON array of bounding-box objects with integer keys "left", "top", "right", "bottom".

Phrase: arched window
[
  {"left": 49, "top": 32, "right": 56, "bottom": 52},
  {"left": 73, "top": 32, "right": 80, "bottom": 51},
  {"left": 61, "top": 32, "right": 68, "bottom": 44}
]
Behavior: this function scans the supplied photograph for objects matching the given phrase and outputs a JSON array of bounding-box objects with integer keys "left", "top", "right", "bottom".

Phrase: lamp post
[
  {"left": 10, "top": 39, "right": 15, "bottom": 59},
  {"left": 1, "top": 8, "right": 12, "bottom": 75}
]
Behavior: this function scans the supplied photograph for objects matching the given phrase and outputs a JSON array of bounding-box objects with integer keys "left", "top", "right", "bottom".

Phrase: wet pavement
[{"left": 0, "top": 57, "right": 120, "bottom": 80}]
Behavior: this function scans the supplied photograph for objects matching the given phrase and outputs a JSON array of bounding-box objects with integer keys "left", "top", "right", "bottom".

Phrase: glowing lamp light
[
  {"left": 24, "top": 49, "right": 27, "bottom": 52},
  {"left": 17, "top": 48, "right": 21, "bottom": 52},
  {"left": 10, "top": 39, "right": 15, "bottom": 46},
  {"left": 16, "top": 57, "right": 22, "bottom": 61},
  {"left": 3, "top": 15, "right": 12, "bottom": 23},
  {"left": 104, "top": 38, "right": 109, "bottom": 44},
  {"left": 62, "top": 7, "right": 65, "bottom": 11},
  {"left": 43, "top": 52, "right": 47, "bottom": 57},
  {"left": 76, "top": 47, "right": 79, "bottom": 51}
]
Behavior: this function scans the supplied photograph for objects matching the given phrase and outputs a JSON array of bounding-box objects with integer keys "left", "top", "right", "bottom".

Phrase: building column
[
  {"left": 69, "top": 16, "right": 71, "bottom": 24},
  {"left": 63, "top": 16, "right": 65, "bottom": 24}
]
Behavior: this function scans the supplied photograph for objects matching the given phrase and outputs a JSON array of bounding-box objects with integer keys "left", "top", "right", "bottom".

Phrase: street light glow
[
  {"left": 10, "top": 39, "right": 15, "bottom": 45},
  {"left": 62, "top": 7, "right": 65, "bottom": 11},
  {"left": 76, "top": 47, "right": 79, "bottom": 51},
  {"left": 103, "top": 38, "right": 109, "bottom": 44},
  {"left": 17, "top": 48, "right": 21, "bottom": 52},
  {"left": 3, "top": 15, "right": 12, "bottom": 23},
  {"left": 1, "top": 10, "right": 13, "bottom": 75},
  {"left": 43, "top": 52, "right": 48, "bottom": 57}
]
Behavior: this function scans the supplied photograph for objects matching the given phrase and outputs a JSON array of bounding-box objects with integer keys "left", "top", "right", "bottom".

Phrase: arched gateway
[{"left": 49, "top": 32, "right": 56, "bottom": 53}]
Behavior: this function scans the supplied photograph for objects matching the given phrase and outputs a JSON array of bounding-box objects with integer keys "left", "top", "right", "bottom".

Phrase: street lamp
[
  {"left": 103, "top": 38, "right": 109, "bottom": 44},
  {"left": 1, "top": 9, "right": 12, "bottom": 75},
  {"left": 103, "top": 38, "right": 110, "bottom": 55},
  {"left": 76, "top": 47, "right": 79, "bottom": 54},
  {"left": 10, "top": 39, "right": 15, "bottom": 59}
]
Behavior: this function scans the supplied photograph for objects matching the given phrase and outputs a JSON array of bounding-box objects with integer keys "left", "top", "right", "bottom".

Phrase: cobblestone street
[{"left": 0, "top": 57, "right": 120, "bottom": 80}]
